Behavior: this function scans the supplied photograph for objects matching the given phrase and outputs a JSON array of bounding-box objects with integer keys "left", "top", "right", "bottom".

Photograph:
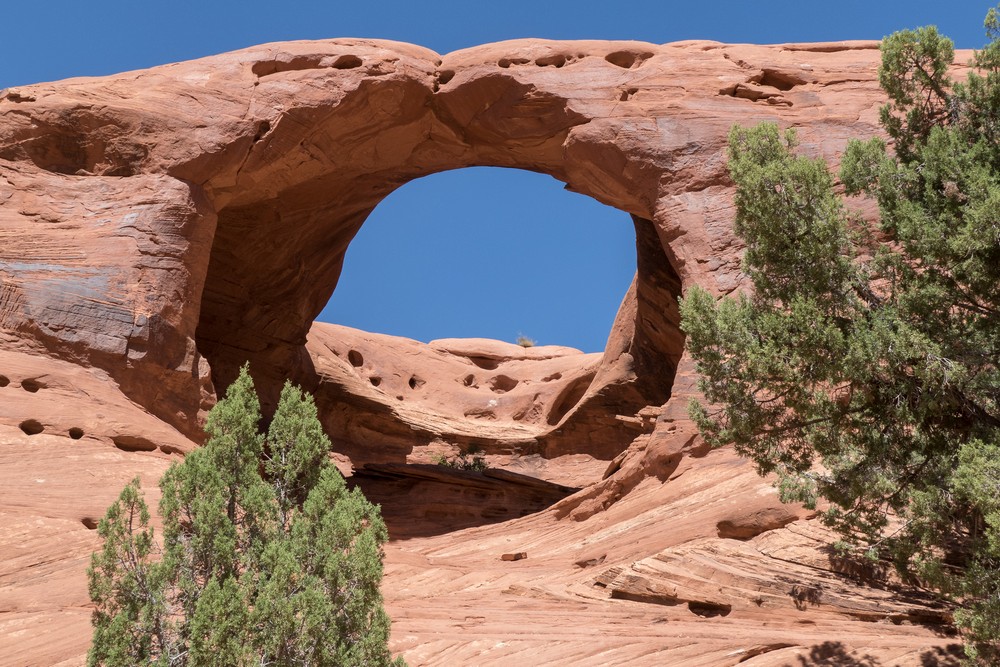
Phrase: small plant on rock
[
  {"left": 434, "top": 445, "right": 489, "bottom": 472},
  {"left": 515, "top": 334, "right": 536, "bottom": 348}
]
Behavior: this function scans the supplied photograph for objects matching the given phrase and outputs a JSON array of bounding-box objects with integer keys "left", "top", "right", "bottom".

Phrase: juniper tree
[
  {"left": 87, "top": 366, "right": 403, "bottom": 667},
  {"left": 681, "top": 9, "right": 1000, "bottom": 662}
]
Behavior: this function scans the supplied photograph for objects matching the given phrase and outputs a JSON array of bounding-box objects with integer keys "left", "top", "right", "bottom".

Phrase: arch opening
[
  {"left": 319, "top": 167, "right": 635, "bottom": 353},
  {"left": 193, "top": 162, "right": 684, "bottom": 473}
]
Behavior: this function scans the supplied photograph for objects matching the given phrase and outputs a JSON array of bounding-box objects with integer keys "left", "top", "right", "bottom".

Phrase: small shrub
[
  {"left": 435, "top": 445, "right": 489, "bottom": 472},
  {"left": 515, "top": 334, "right": 536, "bottom": 348}
]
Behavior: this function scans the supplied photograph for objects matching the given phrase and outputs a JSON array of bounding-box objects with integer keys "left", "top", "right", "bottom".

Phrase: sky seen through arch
[{"left": 319, "top": 167, "right": 635, "bottom": 353}]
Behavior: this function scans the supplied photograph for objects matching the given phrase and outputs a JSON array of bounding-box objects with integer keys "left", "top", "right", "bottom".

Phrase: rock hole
[
  {"left": 541, "top": 372, "right": 562, "bottom": 382},
  {"left": 8, "top": 113, "right": 145, "bottom": 176},
  {"left": 609, "top": 589, "right": 681, "bottom": 606},
  {"left": 0, "top": 375, "right": 8, "bottom": 387},
  {"left": 332, "top": 55, "right": 363, "bottom": 69},
  {"left": 497, "top": 57, "right": 530, "bottom": 68},
  {"left": 546, "top": 371, "right": 596, "bottom": 426},
  {"left": 68, "top": 427, "right": 84, "bottom": 440},
  {"left": 369, "top": 376, "right": 382, "bottom": 387},
  {"left": 718, "top": 83, "right": 792, "bottom": 106},
  {"left": 408, "top": 376, "right": 425, "bottom": 390},
  {"left": 750, "top": 69, "right": 805, "bottom": 91},
  {"left": 462, "top": 374, "right": 477, "bottom": 387},
  {"left": 605, "top": 50, "right": 653, "bottom": 69},
  {"left": 488, "top": 375, "right": 519, "bottom": 393},
  {"left": 687, "top": 601, "right": 732, "bottom": 618},
  {"left": 21, "top": 379, "right": 41, "bottom": 392},
  {"left": 19, "top": 419, "right": 43, "bottom": 435},
  {"left": 252, "top": 55, "right": 325, "bottom": 77},
  {"left": 112, "top": 435, "right": 158, "bottom": 452},
  {"left": 437, "top": 69, "right": 455, "bottom": 85},
  {"left": 81, "top": 517, "right": 99, "bottom": 530},
  {"left": 1, "top": 89, "right": 36, "bottom": 103},
  {"left": 618, "top": 88, "right": 638, "bottom": 102},
  {"left": 253, "top": 120, "right": 271, "bottom": 143},
  {"left": 348, "top": 350, "right": 364, "bottom": 367},
  {"left": 716, "top": 509, "right": 799, "bottom": 540},
  {"left": 468, "top": 356, "right": 499, "bottom": 371},
  {"left": 535, "top": 54, "right": 567, "bottom": 68}
]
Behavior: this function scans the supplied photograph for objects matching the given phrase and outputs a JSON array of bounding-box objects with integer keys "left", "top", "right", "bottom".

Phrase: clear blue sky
[{"left": 5, "top": 2, "right": 991, "bottom": 352}]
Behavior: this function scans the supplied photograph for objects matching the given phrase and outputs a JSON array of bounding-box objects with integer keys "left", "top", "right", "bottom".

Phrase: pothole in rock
[
  {"left": 112, "top": 435, "right": 158, "bottom": 452},
  {"left": 488, "top": 375, "right": 518, "bottom": 393},
  {"left": 605, "top": 50, "right": 653, "bottom": 69},
  {"left": 21, "top": 379, "right": 42, "bottom": 393},
  {"left": 19, "top": 419, "right": 44, "bottom": 435},
  {"left": 688, "top": 601, "right": 732, "bottom": 618},
  {"left": 468, "top": 356, "right": 500, "bottom": 371}
]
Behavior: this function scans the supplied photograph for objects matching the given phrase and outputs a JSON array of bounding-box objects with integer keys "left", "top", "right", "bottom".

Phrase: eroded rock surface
[
  {"left": 1, "top": 36, "right": 898, "bottom": 456},
  {"left": 0, "top": 38, "right": 970, "bottom": 665}
]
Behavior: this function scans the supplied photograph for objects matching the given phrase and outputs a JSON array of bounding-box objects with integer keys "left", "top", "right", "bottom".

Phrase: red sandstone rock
[
  {"left": 0, "top": 38, "right": 972, "bottom": 665},
  {"left": 0, "top": 36, "right": 914, "bottom": 455}
]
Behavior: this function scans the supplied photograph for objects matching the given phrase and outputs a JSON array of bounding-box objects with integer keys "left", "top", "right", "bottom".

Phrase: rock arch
[
  {"left": 192, "top": 42, "right": 686, "bottom": 462},
  {"left": 4, "top": 40, "right": 969, "bottom": 666},
  {"left": 0, "top": 38, "right": 885, "bottom": 462}
]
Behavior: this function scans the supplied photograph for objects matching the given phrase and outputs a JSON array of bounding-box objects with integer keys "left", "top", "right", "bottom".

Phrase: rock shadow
[
  {"left": 796, "top": 642, "right": 963, "bottom": 667},
  {"left": 348, "top": 463, "right": 578, "bottom": 539},
  {"left": 797, "top": 642, "right": 880, "bottom": 666}
]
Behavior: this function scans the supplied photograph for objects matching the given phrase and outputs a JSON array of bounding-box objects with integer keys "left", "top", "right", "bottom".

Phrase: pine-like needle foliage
[
  {"left": 87, "top": 366, "right": 404, "bottom": 667},
  {"left": 681, "top": 9, "right": 1000, "bottom": 662}
]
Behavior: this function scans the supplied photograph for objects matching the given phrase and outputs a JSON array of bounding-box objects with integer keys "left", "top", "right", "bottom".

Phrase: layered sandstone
[{"left": 0, "top": 38, "right": 970, "bottom": 665}]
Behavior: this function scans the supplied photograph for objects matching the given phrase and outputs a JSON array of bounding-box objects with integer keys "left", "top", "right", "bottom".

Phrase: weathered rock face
[
  {"left": 0, "top": 37, "right": 899, "bottom": 459},
  {"left": 0, "top": 38, "right": 970, "bottom": 665}
]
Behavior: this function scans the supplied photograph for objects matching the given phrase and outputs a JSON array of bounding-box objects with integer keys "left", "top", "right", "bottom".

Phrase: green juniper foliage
[
  {"left": 87, "top": 366, "right": 404, "bottom": 667},
  {"left": 680, "top": 9, "right": 1000, "bottom": 662}
]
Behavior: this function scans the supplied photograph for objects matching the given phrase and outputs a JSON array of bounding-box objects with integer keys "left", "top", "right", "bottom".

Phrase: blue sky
[{"left": 5, "top": 2, "right": 992, "bottom": 351}]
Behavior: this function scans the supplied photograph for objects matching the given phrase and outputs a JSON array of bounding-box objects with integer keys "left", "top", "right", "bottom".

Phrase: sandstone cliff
[{"left": 0, "top": 39, "right": 967, "bottom": 665}]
